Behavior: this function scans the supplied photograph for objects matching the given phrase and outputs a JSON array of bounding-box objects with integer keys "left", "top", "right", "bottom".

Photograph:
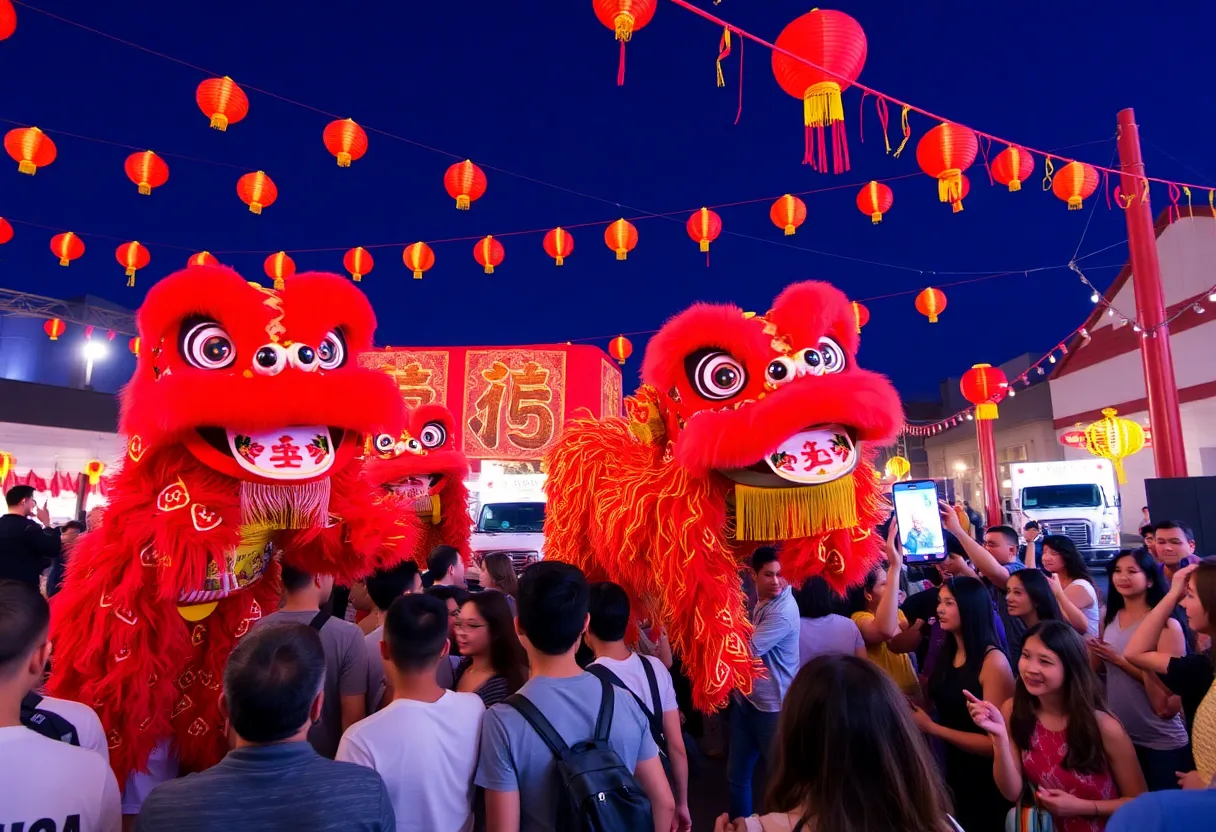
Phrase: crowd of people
[{"left": 2, "top": 482, "right": 1216, "bottom": 830}]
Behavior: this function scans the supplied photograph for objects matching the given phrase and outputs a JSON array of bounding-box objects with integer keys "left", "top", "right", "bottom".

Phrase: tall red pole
[
  {"left": 1116, "top": 108, "right": 1188, "bottom": 477},
  {"left": 975, "top": 419, "right": 1002, "bottom": 528}
]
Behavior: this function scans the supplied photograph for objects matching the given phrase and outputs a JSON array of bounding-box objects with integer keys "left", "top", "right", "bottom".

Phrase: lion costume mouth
[
  {"left": 196, "top": 426, "right": 345, "bottom": 481},
  {"left": 721, "top": 424, "right": 858, "bottom": 487}
]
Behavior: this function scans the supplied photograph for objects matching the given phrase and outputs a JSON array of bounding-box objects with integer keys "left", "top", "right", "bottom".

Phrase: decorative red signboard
[
  {"left": 359, "top": 344, "right": 622, "bottom": 460},
  {"left": 1059, "top": 426, "right": 1152, "bottom": 450}
]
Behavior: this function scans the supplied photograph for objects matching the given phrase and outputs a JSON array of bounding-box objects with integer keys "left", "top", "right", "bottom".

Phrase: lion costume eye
[
  {"left": 373, "top": 433, "right": 396, "bottom": 454},
  {"left": 181, "top": 319, "right": 236, "bottom": 370},
  {"left": 817, "top": 337, "right": 847, "bottom": 374},
  {"left": 689, "top": 351, "right": 747, "bottom": 401},
  {"left": 317, "top": 330, "right": 347, "bottom": 370},
  {"left": 765, "top": 356, "right": 797, "bottom": 386},
  {"left": 419, "top": 422, "right": 447, "bottom": 449}
]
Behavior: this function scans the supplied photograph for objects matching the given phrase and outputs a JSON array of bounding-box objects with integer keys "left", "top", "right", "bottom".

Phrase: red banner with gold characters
[{"left": 359, "top": 344, "right": 622, "bottom": 460}]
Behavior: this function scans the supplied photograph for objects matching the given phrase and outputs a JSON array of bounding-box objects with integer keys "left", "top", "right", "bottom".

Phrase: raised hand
[{"left": 964, "top": 689, "right": 1006, "bottom": 737}]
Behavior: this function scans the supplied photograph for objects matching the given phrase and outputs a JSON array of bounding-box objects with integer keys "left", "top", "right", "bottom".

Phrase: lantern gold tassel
[
  {"left": 614, "top": 12, "right": 635, "bottom": 41},
  {"left": 337, "top": 152, "right": 351, "bottom": 167},
  {"left": 734, "top": 478, "right": 858, "bottom": 542},
  {"left": 871, "top": 212, "right": 882, "bottom": 224},
  {"left": 1068, "top": 196, "right": 1083, "bottom": 210},
  {"left": 456, "top": 195, "right": 470, "bottom": 210},
  {"left": 1008, "top": 178, "right": 1022, "bottom": 193},
  {"left": 803, "top": 81, "right": 844, "bottom": 129},
  {"left": 938, "top": 169, "right": 962, "bottom": 204},
  {"left": 138, "top": 182, "right": 152, "bottom": 195},
  {"left": 210, "top": 114, "right": 229, "bottom": 131},
  {"left": 274, "top": 277, "right": 285, "bottom": 290}
]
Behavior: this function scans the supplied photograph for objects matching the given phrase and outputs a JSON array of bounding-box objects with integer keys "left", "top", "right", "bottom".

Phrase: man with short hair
[
  {"left": 427, "top": 544, "right": 466, "bottom": 588},
  {"left": 475, "top": 562, "right": 674, "bottom": 832},
  {"left": 338, "top": 593, "right": 485, "bottom": 832},
  {"left": 426, "top": 584, "right": 470, "bottom": 690},
  {"left": 1154, "top": 521, "right": 1200, "bottom": 582},
  {"left": 364, "top": 561, "right": 423, "bottom": 712},
  {"left": 255, "top": 564, "right": 368, "bottom": 758},
  {"left": 585, "top": 581, "right": 692, "bottom": 832},
  {"left": 941, "top": 509, "right": 1027, "bottom": 661},
  {"left": 0, "top": 580, "right": 121, "bottom": 830},
  {"left": 0, "top": 485, "right": 61, "bottom": 590},
  {"left": 136, "top": 623, "right": 395, "bottom": 830},
  {"left": 1141, "top": 523, "right": 1159, "bottom": 561}
]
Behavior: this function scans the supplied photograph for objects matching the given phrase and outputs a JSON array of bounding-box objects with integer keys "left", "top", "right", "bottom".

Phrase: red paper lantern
[
  {"left": 0, "top": 217, "right": 12, "bottom": 244},
  {"left": 851, "top": 301, "right": 870, "bottom": 333},
  {"left": 605, "top": 219, "right": 638, "bottom": 261},
  {"left": 237, "top": 171, "right": 277, "bottom": 214},
  {"left": 991, "top": 145, "right": 1034, "bottom": 193},
  {"left": 772, "top": 9, "right": 867, "bottom": 173},
  {"left": 124, "top": 150, "right": 169, "bottom": 196},
  {"left": 916, "top": 123, "right": 978, "bottom": 208},
  {"left": 188, "top": 251, "right": 218, "bottom": 267},
  {"left": 593, "top": 0, "right": 657, "bottom": 85},
  {"left": 856, "top": 180, "right": 893, "bottom": 224},
  {"left": 403, "top": 242, "right": 435, "bottom": 279},
  {"left": 1052, "top": 161, "right": 1100, "bottom": 210},
  {"left": 43, "top": 319, "right": 65, "bottom": 341},
  {"left": 196, "top": 76, "right": 249, "bottom": 131},
  {"left": 444, "top": 160, "right": 487, "bottom": 210},
  {"left": 323, "top": 118, "right": 368, "bottom": 167},
  {"left": 686, "top": 207, "right": 722, "bottom": 253},
  {"left": 473, "top": 236, "right": 504, "bottom": 274},
  {"left": 264, "top": 251, "right": 296, "bottom": 289},
  {"left": 343, "top": 247, "right": 374, "bottom": 282},
  {"left": 0, "top": 0, "right": 16, "bottom": 41},
  {"left": 960, "top": 363, "right": 1008, "bottom": 420},
  {"left": 543, "top": 227, "right": 574, "bottom": 266},
  {"left": 915, "top": 287, "right": 948, "bottom": 324},
  {"left": 116, "top": 241, "right": 150, "bottom": 287},
  {"left": 608, "top": 335, "right": 633, "bottom": 365},
  {"left": 50, "top": 232, "right": 84, "bottom": 267},
  {"left": 5, "top": 126, "right": 56, "bottom": 174},
  {"left": 770, "top": 194, "right": 807, "bottom": 236},
  {"left": 129, "top": 336, "right": 141, "bottom": 356}
]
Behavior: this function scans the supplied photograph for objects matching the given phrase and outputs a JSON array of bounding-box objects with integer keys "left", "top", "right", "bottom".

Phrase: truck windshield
[
  {"left": 477, "top": 502, "right": 546, "bottom": 533},
  {"left": 1022, "top": 484, "right": 1102, "bottom": 509}
]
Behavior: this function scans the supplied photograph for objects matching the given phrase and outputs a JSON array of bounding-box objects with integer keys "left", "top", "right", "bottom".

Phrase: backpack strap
[
  {"left": 588, "top": 661, "right": 667, "bottom": 750},
  {"left": 506, "top": 693, "right": 573, "bottom": 762},
  {"left": 592, "top": 674, "right": 614, "bottom": 745},
  {"left": 308, "top": 610, "right": 329, "bottom": 631}
]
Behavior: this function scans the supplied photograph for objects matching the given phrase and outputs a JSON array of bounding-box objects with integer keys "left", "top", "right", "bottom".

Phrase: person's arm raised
[
  {"left": 941, "top": 501, "right": 1009, "bottom": 588},
  {"left": 857, "top": 522, "right": 905, "bottom": 645},
  {"left": 1049, "top": 574, "right": 1091, "bottom": 635},
  {"left": 1125, "top": 564, "right": 1197, "bottom": 675},
  {"left": 966, "top": 693, "right": 1023, "bottom": 802}
]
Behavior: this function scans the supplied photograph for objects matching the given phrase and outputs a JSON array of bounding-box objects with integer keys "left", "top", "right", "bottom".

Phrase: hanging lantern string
[{"left": 1070, "top": 262, "right": 1215, "bottom": 336}]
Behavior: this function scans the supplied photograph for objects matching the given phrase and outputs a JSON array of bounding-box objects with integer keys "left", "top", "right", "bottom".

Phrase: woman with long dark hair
[
  {"left": 969, "top": 621, "right": 1145, "bottom": 830},
  {"left": 1007, "top": 568, "right": 1062, "bottom": 631},
  {"left": 480, "top": 552, "right": 519, "bottom": 611},
  {"left": 912, "top": 576, "right": 1015, "bottom": 832},
  {"left": 452, "top": 591, "right": 528, "bottom": 706},
  {"left": 1042, "top": 534, "right": 1101, "bottom": 637}
]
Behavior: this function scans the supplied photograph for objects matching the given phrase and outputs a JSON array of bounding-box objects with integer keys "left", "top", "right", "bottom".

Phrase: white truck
[
  {"left": 1009, "top": 459, "right": 1121, "bottom": 563},
  {"left": 468, "top": 472, "right": 547, "bottom": 575}
]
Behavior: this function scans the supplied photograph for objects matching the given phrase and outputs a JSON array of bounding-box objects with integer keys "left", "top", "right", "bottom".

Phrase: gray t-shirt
[
  {"left": 798, "top": 614, "right": 865, "bottom": 666},
  {"left": 256, "top": 610, "right": 368, "bottom": 758},
  {"left": 365, "top": 626, "right": 386, "bottom": 715},
  {"left": 475, "top": 672, "right": 658, "bottom": 832}
]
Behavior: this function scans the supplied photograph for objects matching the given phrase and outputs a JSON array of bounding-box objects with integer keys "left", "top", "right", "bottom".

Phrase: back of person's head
[
  {"left": 1041, "top": 534, "right": 1094, "bottom": 585},
  {"left": 0, "top": 580, "right": 50, "bottom": 680},
  {"left": 366, "top": 561, "right": 421, "bottom": 612},
  {"left": 223, "top": 623, "right": 325, "bottom": 743},
  {"left": 383, "top": 593, "right": 450, "bottom": 672},
  {"left": 427, "top": 545, "right": 461, "bottom": 578},
  {"left": 5, "top": 485, "right": 33, "bottom": 508},
  {"left": 751, "top": 546, "right": 779, "bottom": 573},
  {"left": 1187, "top": 556, "right": 1216, "bottom": 636},
  {"left": 1008, "top": 569, "right": 1061, "bottom": 623},
  {"left": 425, "top": 584, "right": 470, "bottom": 608},
  {"left": 587, "top": 581, "right": 631, "bottom": 642},
  {"left": 517, "top": 561, "right": 589, "bottom": 656},
  {"left": 769, "top": 656, "right": 953, "bottom": 832},
  {"left": 482, "top": 552, "right": 519, "bottom": 598},
  {"left": 796, "top": 576, "right": 839, "bottom": 619},
  {"left": 61, "top": 520, "right": 86, "bottom": 534},
  {"left": 279, "top": 562, "right": 313, "bottom": 594}
]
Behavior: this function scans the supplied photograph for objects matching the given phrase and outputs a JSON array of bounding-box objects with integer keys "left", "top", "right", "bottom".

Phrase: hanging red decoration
[
  {"left": 236, "top": 171, "right": 277, "bottom": 214},
  {"left": 771, "top": 9, "right": 867, "bottom": 173},
  {"left": 129, "top": 336, "right": 141, "bottom": 356},
  {"left": 990, "top": 145, "right": 1034, "bottom": 192},
  {"left": 188, "top": 251, "right": 218, "bottom": 267},
  {"left": 960, "top": 363, "right": 1008, "bottom": 420},
  {"left": 50, "top": 232, "right": 84, "bottom": 267},
  {"left": 543, "top": 227, "right": 574, "bottom": 266},
  {"left": 593, "top": 0, "right": 657, "bottom": 86},
  {"left": 473, "top": 236, "right": 504, "bottom": 274},
  {"left": 343, "top": 247, "right": 374, "bottom": 282},
  {"left": 403, "top": 242, "right": 435, "bottom": 279},
  {"left": 0, "top": 1, "right": 15, "bottom": 41},
  {"left": 769, "top": 194, "right": 807, "bottom": 236},
  {"left": 851, "top": 301, "right": 870, "bottom": 333},
  {"left": 5, "top": 126, "right": 56, "bottom": 174},
  {"left": 444, "top": 160, "right": 487, "bottom": 210},
  {"left": 83, "top": 459, "right": 107, "bottom": 486},
  {"left": 855, "top": 180, "right": 893, "bottom": 224},
  {"left": 915, "top": 287, "right": 948, "bottom": 324},
  {"left": 322, "top": 118, "right": 368, "bottom": 167},
  {"left": 115, "top": 241, "right": 150, "bottom": 287},
  {"left": 916, "top": 122, "right": 978, "bottom": 208},
  {"left": 608, "top": 335, "right": 633, "bottom": 365},
  {"left": 686, "top": 207, "right": 722, "bottom": 253},
  {"left": 196, "top": 76, "right": 249, "bottom": 131},
  {"left": 0, "top": 217, "right": 11, "bottom": 244},
  {"left": 946, "top": 173, "right": 972, "bottom": 213},
  {"left": 264, "top": 251, "right": 296, "bottom": 289},
  {"left": 43, "top": 319, "right": 65, "bottom": 341},
  {"left": 124, "top": 150, "right": 169, "bottom": 196},
  {"left": 1052, "top": 161, "right": 1100, "bottom": 210},
  {"left": 605, "top": 219, "right": 638, "bottom": 261}
]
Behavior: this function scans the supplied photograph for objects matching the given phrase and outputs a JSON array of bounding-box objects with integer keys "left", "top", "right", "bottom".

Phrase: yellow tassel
[
  {"left": 126, "top": 274, "right": 136, "bottom": 288},
  {"left": 734, "top": 478, "right": 858, "bottom": 542},
  {"left": 337, "top": 152, "right": 351, "bottom": 167},
  {"left": 210, "top": 114, "right": 228, "bottom": 131},
  {"left": 352, "top": 273, "right": 362, "bottom": 282},
  {"left": 249, "top": 202, "right": 262, "bottom": 215},
  {"left": 871, "top": 212, "right": 882, "bottom": 225},
  {"left": 716, "top": 28, "right": 730, "bottom": 88},
  {"left": 975, "top": 402, "right": 998, "bottom": 420},
  {"left": 700, "top": 239, "right": 710, "bottom": 253},
  {"left": 784, "top": 224, "right": 795, "bottom": 236},
  {"left": 802, "top": 81, "right": 843, "bottom": 128},
  {"left": 616, "top": 250, "right": 627, "bottom": 261},
  {"left": 456, "top": 194, "right": 470, "bottom": 210},
  {"left": 555, "top": 256, "right": 564, "bottom": 266},
  {"left": 18, "top": 160, "right": 35, "bottom": 175},
  {"left": 59, "top": 257, "right": 69, "bottom": 267},
  {"left": 485, "top": 264, "right": 494, "bottom": 274},
  {"left": 413, "top": 269, "right": 423, "bottom": 279},
  {"left": 1068, "top": 196, "right": 1082, "bottom": 210},
  {"left": 937, "top": 170, "right": 961, "bottom": 204},
  {"left": 614, "top": 12, "right": 635, "bottom": 41},
  {"left": 893, "top": 106, "right": 912, "bottom": 158},
  {"left": 274, "top": 277, "right": 285, "bottom": 290},
  {"left": 1008, "top": 179, "right": 1021, "bottom": 192},
  {"left": 1042, "top": 157, "right": 1055, "bottom": 191},
  {"left": 928, "top": 313, "right": 938, "bottom": 324},
  {"left": 138, "top": 182, "right": 151, "bottom": 195},
  {"left": 952, "top": 199, "right": 964, "bottom": 214}
]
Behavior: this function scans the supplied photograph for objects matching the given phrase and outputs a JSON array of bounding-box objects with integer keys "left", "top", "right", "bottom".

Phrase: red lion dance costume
[
  {"left": 544, "top": 281, "right": 902, "bottom": 711},
  {"left": 364, "top": 402, "right": 473, "bottom": 567},
  {"left": 48, "top": 265, "right": 417, "bottom": 785}
]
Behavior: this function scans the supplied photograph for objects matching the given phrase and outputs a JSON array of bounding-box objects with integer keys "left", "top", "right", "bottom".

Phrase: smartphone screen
[{"left": 891, "top": 479, "right": 947, "bottom": 562}]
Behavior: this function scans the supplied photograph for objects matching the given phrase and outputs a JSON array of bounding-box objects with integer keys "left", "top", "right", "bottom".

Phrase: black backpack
[
  {"left": 21, "top": 692, "right": 80, "bottom": 746},
  {"left": 506, "top": 675, "right": 653, "bottom": 832},
  {"left": 587, "top": 658, "right": 670, "bottom": 767}
]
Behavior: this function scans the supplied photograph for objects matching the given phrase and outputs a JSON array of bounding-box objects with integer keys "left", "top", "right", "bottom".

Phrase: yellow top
[
  {"left": 1193, "top": 678, "right": 1216, "bottom": 784},
  {"left": 852, "top": 610, "right": 919, "bottom": 693}
]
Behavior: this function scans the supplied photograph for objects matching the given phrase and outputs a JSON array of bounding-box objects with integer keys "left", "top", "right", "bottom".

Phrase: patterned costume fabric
[
  {"left": 47, "top": 265, "right": 419, "bottom": 785},
  {"left": 543, "top": 281, "right": 903, "bottom": 711}
]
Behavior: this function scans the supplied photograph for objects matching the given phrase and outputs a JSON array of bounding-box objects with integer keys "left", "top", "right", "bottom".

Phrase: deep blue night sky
[{"left": 2, "top": 0, "right": 1212, "bottom": 400}]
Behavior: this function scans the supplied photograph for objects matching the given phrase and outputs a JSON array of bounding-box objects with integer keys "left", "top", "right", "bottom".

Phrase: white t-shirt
[
  {"left": 35, "top": 695, "right": 110, "bottom": 763},
  {"left": 0, "top": 725, "right": 122, "bottom": 832},
  {"left": 337, "top": 690, "right": 485, "bottom": 832},
  {"left": 591, "top": 652, "right": 678, "bottom": 714}
]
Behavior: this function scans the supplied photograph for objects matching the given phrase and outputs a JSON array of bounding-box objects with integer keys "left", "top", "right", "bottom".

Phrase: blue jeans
[
  {"left": 1135, "top": 744, "right": 1193, "bottom": 792},
  {"left": 727, "top": 696, "right": 781, "bottom": 818}
]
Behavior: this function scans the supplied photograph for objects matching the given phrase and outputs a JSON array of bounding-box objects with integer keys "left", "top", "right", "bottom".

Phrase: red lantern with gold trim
[
  {"left": 856, "top": 180, "right": 893, "bottom": 224},
  {"left": 188, "top": 251, "right": 218, "bottom": 267},
  {"left": 196, "top": 76, "right": 248, "bottom": 131},
  {"left": 129, "top": 336, "right": 141, "bottom": 356},
  {"left": 543, "top": 228, "right": 574, "bottom": 266},
  {"left": 43, "top": 319, "right": 65, "bottom": 341},
  {"left": 991, "top": 145, "right": 1034, "bottom": 192},
  {"left": 50, "top": 232, "right": 84, "bottom": 267},
  {"left": 343, "top": 247, "right": 374, "bottom": 283},
  {"left": 608, "top": 335, "right": 633, "bottom": 365},
  {"left": 0, "top": 217, "right": 11, "bottom": 244},
  {"left": 770, "top": 194, "right": 807, "bottom": 236},
  {"left": 916, "top": 123, "right": 978, "bottom": 208},
  {"left": 0, "top": 0, "right": 16, "bottom": 41},
  {"left": 605, "top": 219, "right": 638, "bottom": 261},
  {"left": 124, "top": 150, "right": 169, "bottom": 196},
  {"left": 323, "top": 118, "right": 368, "bottom": 167},
  {"left": 444, "top": 160, "right": 486, "bottom": 210},
  {"left": 115, "top": 241, "right": 150, "bottom": 287},
  {"left": 5, "top": 126, "right": 56, "bottom": 174},
  {"left": 1052, "top": 161, "right": 1099, "bottom": 210},
  {"left": 960, "top": 363, "right": 1008, "bottom": 420},
  {"left": 264, "top": 251, "right": 295, "bottom": 289},
  {"left": 237, "top": 171, "right": 276, "bottom": 214},
  {"left": 772, "top": 9, "right": 867, "bottom": 173},
  {"left": 593, "top": 0, "right": 657, "bottom": 85},
  {"left": 473, "top": 236, "right": 504, "bottom": 275},
  {"left": 915, "top": 287, "right": 947, "bottom": 324},
  {"left": 851, "top": 301, "right": 870, "bottom": 333},
  {"left": 686, "top": 208, "right": 722, "bottom": 253},
  {"left": 403, "top": 242, "right": 435, "bottom": 280}
]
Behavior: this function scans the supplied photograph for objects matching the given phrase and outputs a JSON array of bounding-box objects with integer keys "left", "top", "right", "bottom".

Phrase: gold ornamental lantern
[
  {"left": 884, "top": 455, "right": 911, "bottom": 480},
  {"left": 1083, "top": 407, "right": 1145, "bottom": 484}
]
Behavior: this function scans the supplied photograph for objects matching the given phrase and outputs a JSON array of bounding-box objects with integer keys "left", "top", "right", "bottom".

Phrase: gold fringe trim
[
  {"left": 734, "top": 478, "right": 858, "bottom": 541},
  {"left": 240, "top": 479, "right": 331, "bottom": 530}
]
